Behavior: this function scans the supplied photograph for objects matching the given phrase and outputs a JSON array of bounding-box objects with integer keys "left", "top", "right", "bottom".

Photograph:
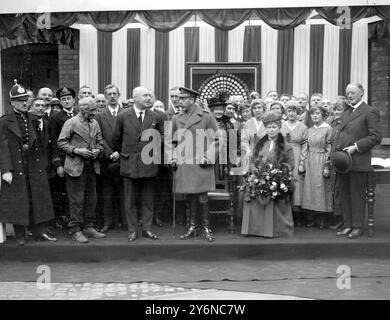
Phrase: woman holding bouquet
[{"left": 241, "top": 111, "right": 295, "bottom": 238}]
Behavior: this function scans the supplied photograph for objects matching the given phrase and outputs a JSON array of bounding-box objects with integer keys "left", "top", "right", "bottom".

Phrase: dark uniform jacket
[
  {"left": 0, "top": 111, "right": 54, "bottom": 225},
  {"left": 49, "top": 108, "right": 78, "bottom": 170}
]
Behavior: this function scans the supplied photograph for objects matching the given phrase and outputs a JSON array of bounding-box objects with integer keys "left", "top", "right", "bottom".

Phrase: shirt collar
[
  {"left": 133, "top": 105, "right": 145, "bottom": 116},
  {"left": 314, "top": 121, "right": 330, "bottom": 129},
  {"left": 351, "top": 100, "right": 364, "bottom": 110},
  {"left": 63, "top": 107, "right": 74, "bottom": 115},
  {"left": 108, "top": 105, "right": 119, "bottom": 114}
]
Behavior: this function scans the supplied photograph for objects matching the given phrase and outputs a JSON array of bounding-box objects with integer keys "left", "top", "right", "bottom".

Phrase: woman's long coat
[{"left": 0, "top": 112, "right": 54, "bottom": 225}]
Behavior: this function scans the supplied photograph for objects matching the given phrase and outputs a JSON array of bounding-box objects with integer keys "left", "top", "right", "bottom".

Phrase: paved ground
[{"left": 0, "top": 258, "right": 389, "bottom": 299}]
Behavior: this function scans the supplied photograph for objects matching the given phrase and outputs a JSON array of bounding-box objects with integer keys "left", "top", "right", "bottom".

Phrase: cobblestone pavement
[{"left": 0, "top": 281, "right": 308, "bottom": 300}]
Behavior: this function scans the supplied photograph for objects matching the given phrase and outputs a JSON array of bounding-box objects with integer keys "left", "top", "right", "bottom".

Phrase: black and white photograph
[{"left": 0, "top": 0, "right": 390, "bottom": 304}]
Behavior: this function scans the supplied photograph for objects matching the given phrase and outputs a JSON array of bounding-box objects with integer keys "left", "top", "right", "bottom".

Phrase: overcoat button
[{"left": 19, "top": 172, "right": 23, "bottom": 175}]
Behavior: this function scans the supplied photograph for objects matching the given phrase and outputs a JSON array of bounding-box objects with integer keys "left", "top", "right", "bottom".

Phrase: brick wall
[
  {"left": 58, "top": 44, "right": 79, "bottom": 92},
  {"left": 369, "top": 38, "right": 390, "bottom": 158}
]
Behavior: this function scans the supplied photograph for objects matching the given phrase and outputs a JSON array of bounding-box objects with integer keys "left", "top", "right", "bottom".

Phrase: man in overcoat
[
  {"left": 166, "top": 87, "right": 220, "bottom": 242},
  {"left": 0, "top": 81, "right": 56, "bottom": 245},
  {"left": 333, "top": 83, "right": 382, "bottom": 239},
  {"left": 48, "top": 87, "right": 78, "bottom": 226},
  {"left": 111, "top": 86, "right": 164, "bottom": 242}
]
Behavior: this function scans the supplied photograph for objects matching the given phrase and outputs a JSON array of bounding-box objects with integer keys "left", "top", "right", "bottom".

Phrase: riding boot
[
  {"left": 180, "top": 196, "right": 198, "bottom": 239},
  {"left": 199, "top": 200, "right": 215, "bottom": 242}
]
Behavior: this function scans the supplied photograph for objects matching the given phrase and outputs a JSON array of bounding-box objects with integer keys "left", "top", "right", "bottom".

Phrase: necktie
[
  {"left": 113, "top": 111, "right": 116, "bottom": 119},
  {"left": 138, "top": 111, "right": 143, "bottom": 124}
]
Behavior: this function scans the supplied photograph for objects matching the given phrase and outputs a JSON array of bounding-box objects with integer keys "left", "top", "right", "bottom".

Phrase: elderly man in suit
[
  {"left": 333, "top": 83, "right": 381, "bottom": 239},
  {"left": 95, "top": 84, "right": 124, "bottom": 232},
  {"left": 166, "top": 87, "right": 220, "bottom": 242},
  {"left": 112, "top": 86, "right": 164, "bottom": 242},
  {"left": 58, "top": 96, "right": 105, "bottom": 243}
]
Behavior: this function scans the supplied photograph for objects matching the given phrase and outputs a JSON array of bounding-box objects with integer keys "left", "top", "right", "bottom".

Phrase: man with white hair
[
  {"left": 58, "top": 96, "right": 105, "bottom": 243},
  {"left": 332, "top": 83, "right": 381, "bottom": 239}
]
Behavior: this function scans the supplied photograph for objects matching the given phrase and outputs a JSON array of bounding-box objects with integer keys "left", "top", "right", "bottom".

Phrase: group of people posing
[{"left": 0, "top": 80, "right": 382, "bottom": 245}]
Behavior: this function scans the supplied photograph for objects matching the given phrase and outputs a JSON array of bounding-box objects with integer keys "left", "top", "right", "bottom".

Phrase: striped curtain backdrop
[{"left": 77, "top": 21, "right": 369, "bottom": 106}]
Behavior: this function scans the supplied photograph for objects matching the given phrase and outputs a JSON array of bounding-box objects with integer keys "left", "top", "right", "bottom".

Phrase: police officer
[
  {"left": 166, "top": 87, "right": 220, "bottom": 242},
  {"left": 0, "top": 80, "right": 56, "bottom": 245}
]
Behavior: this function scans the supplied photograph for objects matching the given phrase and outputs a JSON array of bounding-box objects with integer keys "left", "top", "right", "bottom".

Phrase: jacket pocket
[{"left": 121, "top": 153, "right": 130, "bottom": 159}]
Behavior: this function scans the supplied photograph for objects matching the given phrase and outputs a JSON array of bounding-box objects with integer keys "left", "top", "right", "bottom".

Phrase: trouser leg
[{"left": 66, "top": 171, "right": 87, "bottom": 233}]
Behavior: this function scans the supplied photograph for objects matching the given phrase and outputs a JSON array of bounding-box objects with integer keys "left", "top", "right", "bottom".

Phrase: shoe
[
  {"left": 153, "top": 218, "right": 164, "bottom": 228},
  {"left": 328, "top": 221, "right": 343, "bottom": 231},
  {"left": 180, "top": 225, "right": 198, "bottom": 240},
  {"left": 16, "top": 239, "right": 25, "bottom": 246},
  {"left": 348, "top": 228, "right": 363, "bottom": 239},
  {"left": 336, "top": 227, "right": 352, "bottom": 236},
  {"left": 101, "top": 225, "right": 111, "bottom": 233},
  {"left": 128, "top": 232, "right": 137, "bottom": 242},
  {"left": 203, "top": 227, "right": 215, "bottom": 242},
  {"left": 72, "top": 231, "right": 88, "bottom": 243},
  {"left": 142, "top": 230, "right": 159, "bottom": 240},
  {"left": 306, "top": 221, "right": 315, "bottom": 228},
  {"left": 83, "top": 227, "right": 106, "bottom": 239},
  {"left": 36, "top": 233, "right": 57, "bottom": 242},
  {"left": 199, "top": 200, "right": 215, "bottom": 242}
]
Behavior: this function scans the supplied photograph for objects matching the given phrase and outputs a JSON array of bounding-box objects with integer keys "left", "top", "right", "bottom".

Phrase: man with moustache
[
  {"left": 332, "top": 83, "right": 381, "bottom": 239},
  {"left": 166, "top": 87, "right": 220, "bottom": 242},
  {"left": 37, "top": 87, "right": 54, "bottom": 120},
  {"left": 112, "top": 87, "right": 164, "bottom": 242},
  {"left": 0, "top": 81, "right": 56, "bottom": 245},
  {"left": 95, "top": 85, "right": 125, "bottom": 232}
]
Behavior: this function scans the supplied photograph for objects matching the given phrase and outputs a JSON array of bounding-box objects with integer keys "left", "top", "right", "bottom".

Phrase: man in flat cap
[
  {"left": 0, "top": 80, "right": 56, "bottom": 245},
  {"left": 48, "top": 87, "right": 78, "bottom": 226},
  {"left": 166, "top": 87, "right": 220, "bottom": 242}
]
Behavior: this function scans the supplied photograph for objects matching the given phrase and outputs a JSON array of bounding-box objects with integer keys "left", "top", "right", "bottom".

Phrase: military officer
[{"left": 166, "top": 87, "right": 220, "bottom": 242}]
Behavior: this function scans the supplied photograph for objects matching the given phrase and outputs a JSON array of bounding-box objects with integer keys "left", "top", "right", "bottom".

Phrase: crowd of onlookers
[{"left": 0, "top": 81, "right": 380, "bottom": 244}]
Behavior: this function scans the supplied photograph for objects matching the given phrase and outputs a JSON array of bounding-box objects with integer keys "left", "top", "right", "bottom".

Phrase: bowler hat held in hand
[{"left": 330, "top": 150, "right": 353, "bottom": 174}]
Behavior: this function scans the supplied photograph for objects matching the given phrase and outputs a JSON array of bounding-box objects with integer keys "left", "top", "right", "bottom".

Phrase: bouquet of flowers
[{"left": 238, "top": 156, "right": 295, "bottom": 204}]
